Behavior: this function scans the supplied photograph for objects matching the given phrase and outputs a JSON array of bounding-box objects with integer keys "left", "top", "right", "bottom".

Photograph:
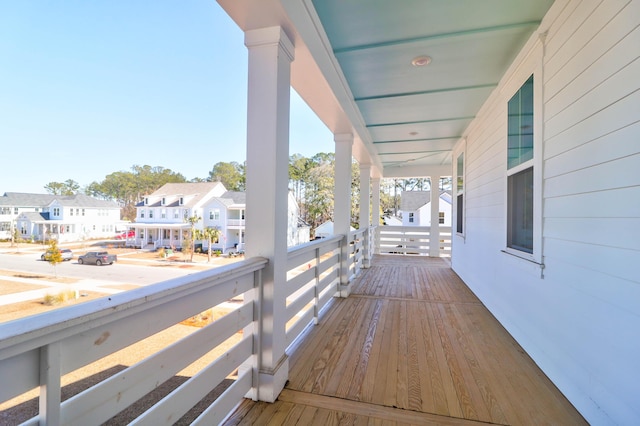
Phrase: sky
[{"left": 0, "top": 1, "right": 334, "bottom": 194}]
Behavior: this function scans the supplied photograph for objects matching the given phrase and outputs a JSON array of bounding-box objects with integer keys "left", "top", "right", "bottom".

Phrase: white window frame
[
  {"left": 503, "top": 68, "right": 543, "bottom": 265},
  {"left": 454, "top": 142, "right": 466, "bottom": 238}
]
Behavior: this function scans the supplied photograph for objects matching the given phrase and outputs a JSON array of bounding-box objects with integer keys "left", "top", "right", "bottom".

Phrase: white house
[
  {"left": 131, "top": 182, "right": 309, "bottom": 251},
  {"left": 1, "top": 2, "right": 638, "bottom": 425},
  {"left": 381, "top": 215, "right": 402, "bottom": 226},
  {"left": 1, "top": 192, "right": 122, "bottom": 242},
  {"left": 400, "top": 190, "right": 452, "bottom": 227},
  {"left": 313, "top": 220, "right": 355, "bottom": 239},
  {"left": 287, "top": 191, "right": 310, "bottom": 247},
  {"left": 213, "top": 1, "right": 640, "bottom": 422}
]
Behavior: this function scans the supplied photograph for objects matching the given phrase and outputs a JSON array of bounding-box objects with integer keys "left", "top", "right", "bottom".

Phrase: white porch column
[
  {"left": 243, "top": 26, "right": 294, "bottom": 403},
  {"left": 372, "top": 177, "right": 381, "bottom": 254},
  {"left": 334, "top": 133, "right": 353, "bottom": 296},
  {"left": 359, "top": 164, "right": 371, "bottom": 268},
  {"left": 429, "top": 175, "right": 441, "bottom": 257}
]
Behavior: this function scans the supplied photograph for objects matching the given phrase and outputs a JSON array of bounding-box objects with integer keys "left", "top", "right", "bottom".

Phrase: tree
[
  {"left": 289, "top": 154, "right": 310, "bottom": 216},
  {"left": 185, "top": 215, "right": 201, "bottom": 262},
  {"left": 86, "top": 165, "right": 187, "bottom": 221},
  {"left": 195, "top": 226, "right": 221, "bottom": 262},
  {"left": 303, "top": 153, "right": 335, "bottom": 232},
  {"left": 46, "top": 238, "right": 64, "bottom": 278},
  {"left": 44, "top": 182, "right": 65, "bottom": 195},
  {"left": 11, "top": 226, "right": 21, "bottom": 249},
  {"left": 208, "top": 161, "right": 245, "bottom": 191},
  {"left": 44, "top": 179, "right": 80, "bottom": 195}
]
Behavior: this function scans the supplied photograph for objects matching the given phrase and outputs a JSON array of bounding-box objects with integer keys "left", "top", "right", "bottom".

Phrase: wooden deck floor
[{"left": 225, "top": 255, "right": 586, "bottom": 425}]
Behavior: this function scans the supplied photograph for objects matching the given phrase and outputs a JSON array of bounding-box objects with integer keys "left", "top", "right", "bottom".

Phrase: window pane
[
  {"left": 457, "top": 153, "right": 464, "bottom": 193},
  {"left": 507, "top": 167, "right": 533, "bottom": 253},
  {"left": 508, "top": 75, "right": 534, "bottom": 169},
  {"left": 456, "top": 194, "right": 464, "bottom": 234}
]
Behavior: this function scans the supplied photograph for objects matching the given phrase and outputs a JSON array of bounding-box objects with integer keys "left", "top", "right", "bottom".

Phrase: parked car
[
  {"left": 114, "top": 230, "right": 135, "bottom": 240},
  {"left": 41, "top": 249, "right": 73, "bottom": 261},
  {"left": 77, "top": 251, "right": 117, "bottom": 266}
]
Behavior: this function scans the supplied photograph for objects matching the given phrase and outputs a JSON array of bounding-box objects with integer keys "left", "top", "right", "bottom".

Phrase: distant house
[
  {"left": 313, "top": 220, "right": 355, "bottom": 239},
  {"left": 288, "top": 192, "right": 310, "bottom": 247},
  {"left": 381, "top": 215, "right": 402, "bottom": 226},
  {"left": 0, "top": 192, "right": 122, "bottom": 242},
  {"left": 130, "top": 182, "right": 309, "bottom": 251},
  {"left": 400, "top": 191, "right": 452, "bottom": 227}
]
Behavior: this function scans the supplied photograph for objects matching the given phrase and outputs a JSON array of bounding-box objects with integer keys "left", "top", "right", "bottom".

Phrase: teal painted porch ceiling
[{"left": 311, "top": 0, "right": 554, "bottom": 173}]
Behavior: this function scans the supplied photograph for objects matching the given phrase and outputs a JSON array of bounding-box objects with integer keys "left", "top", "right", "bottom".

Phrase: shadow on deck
[{"left": 226, "top": 255, "right": 586, "bottom": 425}]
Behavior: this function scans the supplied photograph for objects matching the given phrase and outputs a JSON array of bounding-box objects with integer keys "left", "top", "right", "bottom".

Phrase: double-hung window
[
  {"left": 456, "top": 152, "right": 464, "bottom": 234},
  {"left": 506, "top": 75, "right": 535, "bottom": 255}
]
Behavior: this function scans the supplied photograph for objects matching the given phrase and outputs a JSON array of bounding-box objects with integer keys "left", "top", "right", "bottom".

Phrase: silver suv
[{"left": 41, "top": 249, "right": 73, "bottom": 261}]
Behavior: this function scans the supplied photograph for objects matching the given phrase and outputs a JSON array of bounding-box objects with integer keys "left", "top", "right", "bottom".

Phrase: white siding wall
[{"left": 452, "top": 1, "right": 640, "bottom": 424}]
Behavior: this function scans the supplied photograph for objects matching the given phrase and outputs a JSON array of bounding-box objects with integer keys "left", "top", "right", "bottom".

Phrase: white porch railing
[
  {"left": 347, "top": 227, "right": 369, "bottom": 280},
  {"left": 226, "top": 219, "right": 245, "bottom": 227},
  {"left": 377, "top": 225, "right": 452, "bottom": 256},
  {"left": 284, "top": 235, "right": 342, "bottom": 348},
  {"left": 0, "top": 229, "right": 378, "bottom": 425},
  {"left": 0, "top": 258, "right": 267, "bottom": 425}
]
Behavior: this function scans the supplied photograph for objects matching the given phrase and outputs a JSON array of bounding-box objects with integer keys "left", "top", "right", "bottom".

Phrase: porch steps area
[{"left": 226, "top": 255, "right": 586, "bottom": 425}]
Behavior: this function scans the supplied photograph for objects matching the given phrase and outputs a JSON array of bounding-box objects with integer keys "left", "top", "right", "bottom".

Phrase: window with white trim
[
  {"left": 456, "top": 152, "right": 464, "bottom": 234},
  {"left": 507, "top": 75, "right": 534, "bottom": 254},
  {"left": 210, "top": 209, "right": 220, "bottom": 220}
]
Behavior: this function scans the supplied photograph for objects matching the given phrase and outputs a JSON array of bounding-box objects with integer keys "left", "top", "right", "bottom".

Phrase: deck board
[{"left": 226, "top": 255, "right": 587, "bottom": 425}]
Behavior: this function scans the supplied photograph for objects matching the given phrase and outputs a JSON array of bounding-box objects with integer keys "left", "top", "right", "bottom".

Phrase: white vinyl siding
[{"left": 452, "top": 1, "right": 640, "bottom": 424}]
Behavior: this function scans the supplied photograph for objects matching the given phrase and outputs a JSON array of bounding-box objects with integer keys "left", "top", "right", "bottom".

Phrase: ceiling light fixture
[{"left": 411, "top": 55, "right": 431, "bottom": 67}]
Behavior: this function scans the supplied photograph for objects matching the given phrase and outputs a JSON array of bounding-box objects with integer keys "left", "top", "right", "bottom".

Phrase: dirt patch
[
  {"left": 0, "top": 269, "right": 78, "bottom": 284},
  {"left": 0, "top": 291, "right": 107, "bottom": 323},
  {"left": 0, "top": 280, "right": 49, "bottom": 296}
]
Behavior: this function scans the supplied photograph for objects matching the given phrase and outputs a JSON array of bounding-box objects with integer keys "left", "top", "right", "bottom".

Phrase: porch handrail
[
  {"left": 348, "top": 228, "right": 368, "bottom": 280},
  {"left": 284, "top": 234, "right": 343, "bottom": 348},
  {"left": 376, "top": 225, "right": 452, "bottom": 256},
  {"left": 0, "top": 257, "right": 267, "bottom": 425},
  {"left": 0, "top": 228, "right": 374, "bottom": 424}
]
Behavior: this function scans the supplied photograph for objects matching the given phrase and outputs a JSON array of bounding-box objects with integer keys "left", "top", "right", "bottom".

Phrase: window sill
[{"left": 501, "top": 249, "right": 545, "bottom": 278}]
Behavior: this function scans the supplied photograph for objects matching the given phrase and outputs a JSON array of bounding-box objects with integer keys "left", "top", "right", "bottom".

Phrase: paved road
[
  {"left": 0, "top": 250, "right": 220, "bottom": 306},
  {"left": 0, "top": 252, "right": 203, "bottom": 286}
]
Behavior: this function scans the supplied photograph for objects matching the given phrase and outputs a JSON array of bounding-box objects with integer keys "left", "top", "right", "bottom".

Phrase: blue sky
[{"left": 0, "top": 1, "right": 334, "bottom": 194}]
